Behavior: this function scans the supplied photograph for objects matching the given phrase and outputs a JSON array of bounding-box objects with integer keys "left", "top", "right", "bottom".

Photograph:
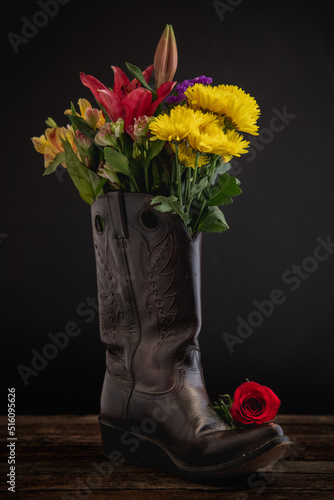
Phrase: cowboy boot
[{"left": 91, "top": 191, "right": 290, "bottom": 481}]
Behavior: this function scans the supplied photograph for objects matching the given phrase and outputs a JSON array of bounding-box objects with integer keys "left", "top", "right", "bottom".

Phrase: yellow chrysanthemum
[
  {"left": 65, "top": 98, "right": 105, "bottom": 129},
  {"left": 31, "top": 126, "right": 77, "bottom": 168},
  {"left": 170, "top": 142, "right": 209, "bottom": 169},
  {"left": 149, "top": 106, "right": 194, "bottom": 142},
  {"left": 185, "top": 83, "right": 260, "bottom": 135},
  {"left": 224, "top": 128, "right": 251, "bottom": 156},
  {"left": 149, "top": 105, "right": 218, "bottom": 142},
  {"left": 188, "top": 122, "right": 249, "bottom": 158}
]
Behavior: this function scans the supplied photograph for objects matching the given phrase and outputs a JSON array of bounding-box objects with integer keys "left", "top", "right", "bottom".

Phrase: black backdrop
[{"left": 2, "top": 0, "right": 334, "bottom": 415}]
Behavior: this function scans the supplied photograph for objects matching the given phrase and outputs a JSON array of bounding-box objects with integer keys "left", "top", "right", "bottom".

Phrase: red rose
[{"left": 230, "top": 381, "right": 281, "bottom": 425}]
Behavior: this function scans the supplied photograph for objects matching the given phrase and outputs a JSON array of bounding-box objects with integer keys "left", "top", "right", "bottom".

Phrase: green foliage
[
  {"left": 207, "top": 173, "right": 242, "bottom": 207},
  {"left": 125, "top": 62, "right": 157, "bottom": 100},
  {"left": 61, "top": 138, "right": 105, "bottom": 204},
  {"left": 67, "top": 111, "right": 102, "bottom": 151},
  {"left": 210, "top": 160, "right": 231, "bottom": 185},
  {"left": 189, "top": 177, "right": 209, "bottom": 202},
  {"left": 43, "top": 153, "right": 65, "bottom": 176},
  {"left": 104, "top": 147, "right": 130, "bottom": 176},
  {"left": 197, "top": 206, "right": 229, "bottom": 233},
  {"left": 143, "top": 139, "right": 165, "bottom": 168},
  {"left": 212, "top": 395, "right": 235, "bottom": 429},
  {"left": 151, "top": 195, "right": 190, "bottom": 226}
]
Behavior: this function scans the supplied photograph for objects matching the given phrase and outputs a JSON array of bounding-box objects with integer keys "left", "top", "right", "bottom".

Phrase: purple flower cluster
[{"left": 166, "top": 75, "right": 212, "bottom": 105}]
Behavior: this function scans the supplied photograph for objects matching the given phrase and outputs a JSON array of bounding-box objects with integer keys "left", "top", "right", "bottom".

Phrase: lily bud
[{"left": 154, "top": 24, "right": 178, "bottom": 89}]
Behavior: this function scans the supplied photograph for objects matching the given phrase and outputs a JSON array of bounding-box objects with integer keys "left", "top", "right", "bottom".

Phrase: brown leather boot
[{"left": 91, "top": 191, "right": 290, "bottom": 481}]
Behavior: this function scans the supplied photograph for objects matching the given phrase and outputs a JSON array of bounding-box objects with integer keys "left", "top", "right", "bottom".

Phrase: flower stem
[
  {"left": 193, "top": 198, "right": 206, "bottom": 233},
  {"left": 185, "top": 152, "right": 200, "bottom": 219},
  {"left": 192, "top": 152, "right": 200, "bottom": 190},
  {"left": 131, "top": 176, "right": 140, "bottom": 193},
  {"left": 209, "top": 155, "right": 219, "bottom": 183},
  {"left": 144, "top": 166, "right": 149, "bottom": 193},
  {"left": 186, "top": 168, "right": 191, "bottom": 206},
  {"left": 175, "top": 142, "right": 182, "bottom": 206}
]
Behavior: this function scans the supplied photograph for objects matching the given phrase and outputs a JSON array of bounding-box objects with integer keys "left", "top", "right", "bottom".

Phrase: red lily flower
[
  {"left": 111, "top": 64, "right": 154, "bottom": 97},
  {"left": 80, "top": 66, "right": 175, "bottom": 134}
]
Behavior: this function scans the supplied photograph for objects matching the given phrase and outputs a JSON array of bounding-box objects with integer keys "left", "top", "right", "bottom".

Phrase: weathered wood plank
[
  {"left": 1, "top": 414, "right": 333, "bottom": 498},
  {"left": 3, "top": 438, "right": 332, "bottom": 463},
  {"left": 1, "top": 414, "right": 333, "bottom": 429},
  {"left": 3, "top": 465, "right": 334, "bottom": 492},
  {"left": 11, "top": 460, "right": 334, "bottom": 475},
  {"left": 275, "top": 415, "right": 334, "bottom": 424},
  {"left": 2, "top": 416, "right": 333, "bottom": 441},
  {"left": 9, "top": 491, "right": 334, "bottom": 500},
  {"left": 4, "top": 476, "right": 334, "bottom": 494},
  {"left": 2, "top": 417, "right": 333, "bottom": 445},
  {"left": 2, "top": 446, "right": 332, "bottom": 465},
  {"left": 5, "top": 432, "right": 333, "bottom": 447},
  {"left": 264, "top": 460, "right": 334, "bottom": 473}
]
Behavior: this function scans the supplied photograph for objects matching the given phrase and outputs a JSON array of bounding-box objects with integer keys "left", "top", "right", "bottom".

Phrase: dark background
[{"left": 2, "top": 0, "right": 334, "bottom": 415}]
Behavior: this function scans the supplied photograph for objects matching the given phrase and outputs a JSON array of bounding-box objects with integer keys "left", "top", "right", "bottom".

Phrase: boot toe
[{"left": 184, "top": 421, "right": 289, "bottom": 469}]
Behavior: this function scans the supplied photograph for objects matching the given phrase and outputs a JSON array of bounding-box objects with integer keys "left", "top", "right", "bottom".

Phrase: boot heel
[
  {"left": 99, "top": 416, "right": 175, "bottom": 469},
  {"left": 99, "top": 417, "right": 138, "bottom": 465}
]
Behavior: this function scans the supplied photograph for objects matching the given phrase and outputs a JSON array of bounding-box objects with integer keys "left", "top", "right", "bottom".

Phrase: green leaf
[
  {"left": 213, "top": 397, "right": 234, "bottom": 427},
  {"left": 125, "top": 62, "right": 157, "bottom": 99},
  {"left": 104, "top": 147, "right": 130, "bottom": 176},
  {"left": 223, "top": 177, "right": 242, "bottom": 196},
  {"left": 151, "top": 195, "right": 189, "bottom": 224},
  {"left": 151, "top": 159, "right": 160, "bottom": 190},
  {"left": 72, "top": 176, "right": 95, "bottom": 204},
  {"left": 123, "top": 133, "right": 134, "bottom": 159},
  {"left": 70, "top": 101, "right": 77, "bottom": 116},
  {"left": 61, "top": 138, "right": 102, "bottom": 205},
  {"left": 42, "top": 152, "right": 66, "bottom": 176},
  {"left": 210, "top": 161, "right": 231, "bottom": 185},
  {"left": 78, "top": 190, "right": 95, "bottom": 205},
  {"left": 197, "top": 206, "right": 229, "bottom": 233},
  {"left": 94, "top": 176, "right": 108, "bottom": 198},
  {"left": 144, "top": 139, "right": 165, "bottom": 168},
  {"left": 88, "top": 168, "right": 106, "bottom": 193},
  {"left": 219, "top": 393, "right": 234, "bottom": 408},
  {"left": 92, "top": 97, "right": 110, "bottom": 122},
  {"left": 67, "top": 114, "right": 101, "bottom": 148},
  {"left": 213, "top": 194, "right": 233, "bottom": 205},
  {"left": 207, "top": 173, "right": 242, "bottom": 206},
  {"left": 218, "top": 172, "right": 231, "bottom": 189},
  {"left": 189, "top": 177, "right": 209, "bottom": 201}
]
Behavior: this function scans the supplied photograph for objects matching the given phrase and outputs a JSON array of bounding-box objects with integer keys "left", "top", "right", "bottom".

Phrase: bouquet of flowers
[{"left": 32, "top": 25, "right": 260, "bottom": 236}]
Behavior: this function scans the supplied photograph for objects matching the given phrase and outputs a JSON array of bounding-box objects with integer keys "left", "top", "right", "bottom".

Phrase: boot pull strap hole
[
  {"left": 140, "top": 210, "right": 159, "bottom": 230},
  {"left": 95, "top": 214, "right": 105, "bottom": 233}
]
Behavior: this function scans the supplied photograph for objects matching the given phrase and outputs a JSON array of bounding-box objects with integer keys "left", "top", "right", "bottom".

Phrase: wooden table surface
[{"left": 1, "top": 414, "right": 333, "bottom": 499}]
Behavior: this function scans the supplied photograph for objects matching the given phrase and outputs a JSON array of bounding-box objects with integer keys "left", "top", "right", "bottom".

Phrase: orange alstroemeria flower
[{"left": 31, "top": 126, "right": 76, "bottom": 168}]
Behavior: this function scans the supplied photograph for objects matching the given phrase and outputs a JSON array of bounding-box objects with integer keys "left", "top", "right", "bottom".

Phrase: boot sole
[{"left": 99, "top": 416, "right": 291, "bottom": 480}]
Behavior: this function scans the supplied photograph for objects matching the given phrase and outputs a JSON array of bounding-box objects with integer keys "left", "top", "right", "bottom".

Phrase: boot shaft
[{"left": 91, "top": 192, "right": 202, "bottom": 393}]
